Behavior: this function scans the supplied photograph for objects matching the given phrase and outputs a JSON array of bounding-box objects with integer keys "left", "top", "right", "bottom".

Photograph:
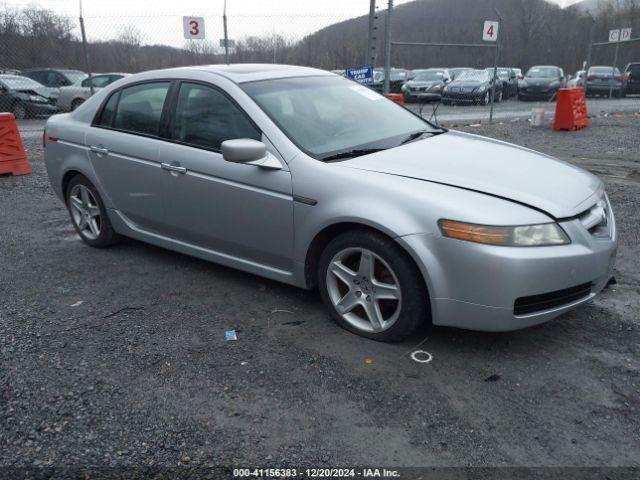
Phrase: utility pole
[
  {"left": 223, "top": 0, "right": 229, "bottom": 64},
  {"left": 489, "top": 8, "right": 502, "bottom": 124},
  {"left": 78, "top": 0, "right": 94, "bottom": 95},
  {"left": 585, "top": 13, "right": 595, "bottom": 74},
  {"left": 366, "top": 0, "right": 377, "bottom": 66},
  {"left": 383, "top": 0, "right": 393, "bottom": 94}
]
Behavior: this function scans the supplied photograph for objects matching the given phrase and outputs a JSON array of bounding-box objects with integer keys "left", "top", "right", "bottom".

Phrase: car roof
[{"left": 180, "top": 64, "right": 333, "bottom": 84}]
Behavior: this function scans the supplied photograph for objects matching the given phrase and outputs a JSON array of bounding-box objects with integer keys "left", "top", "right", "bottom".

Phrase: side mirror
[{"left": 221, "top": 139, "right": 282, "bottom": 170}]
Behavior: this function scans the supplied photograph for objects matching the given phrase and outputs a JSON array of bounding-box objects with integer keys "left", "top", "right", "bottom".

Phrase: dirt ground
[{"left": 1, "top": 114, "right": 639, "bottom": 477}]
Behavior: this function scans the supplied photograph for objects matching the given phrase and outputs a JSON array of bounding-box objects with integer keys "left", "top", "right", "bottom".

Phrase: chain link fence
[{"left": 0, "top": 1, "right": 638, "bottom": 125}]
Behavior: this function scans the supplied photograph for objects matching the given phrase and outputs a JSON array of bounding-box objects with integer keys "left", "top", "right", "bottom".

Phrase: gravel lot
[{"left": 1, "top": 113, "right": 640, "bottom": 475}]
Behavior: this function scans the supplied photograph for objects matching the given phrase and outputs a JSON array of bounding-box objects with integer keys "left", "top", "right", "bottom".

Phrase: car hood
[
  {"left": 523, "top": 77, "right": 558, "bottom": 87},
  {"left": 448, "top": 81, "right": 487, "bottom": 88},
  {"left": 337, "top": 131, "right": 602, "bottom": 218},
  {"left": 407, "top": 81, "right": 441, "bottom": 87}
]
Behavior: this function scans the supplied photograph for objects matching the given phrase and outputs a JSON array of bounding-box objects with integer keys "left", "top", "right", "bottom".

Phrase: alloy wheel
[
  {"left": 326, "top": 247, "right": 402, "bottom": 333},
  {"left": 13, "top": 103, "right": 26, "bottom": 120},
  {"left": 69, "top": 184, "right": 101, "bottom": 240}
]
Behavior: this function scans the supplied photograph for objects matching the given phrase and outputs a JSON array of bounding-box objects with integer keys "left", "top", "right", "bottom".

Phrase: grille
[
  {"left": 578, "top": 196, "right": 612, "bottom": 238},
  {"left": 514, "top": 282, "right": 592, "bottom": 316}
]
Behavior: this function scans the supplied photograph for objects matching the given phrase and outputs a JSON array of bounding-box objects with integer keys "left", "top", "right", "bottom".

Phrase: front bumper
[
  {"left": 405, "top": 91, "right": 441, "bottom": 101},
  {"left": 441, "top": 91, "right": 486, "bottom": 103},
  {"left": 398, "top": 208, "right": 617, "bottom": 332},
  {"left": 25, "top": 102, "right": 58, "bottom": 117},
  {"left": 586, "top": 84, "right": 622, "bottom": 94},
  {"left": 518, "top": 89, "right": 555, "bottom": 99}
]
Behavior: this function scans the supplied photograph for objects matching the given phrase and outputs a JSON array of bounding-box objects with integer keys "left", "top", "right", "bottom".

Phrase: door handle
[
  {"left": 89, "top": 145, "right": 109, "bottom": 155},
  {"left": 161, "top": 163, "right": 187, "bottom": 174}
]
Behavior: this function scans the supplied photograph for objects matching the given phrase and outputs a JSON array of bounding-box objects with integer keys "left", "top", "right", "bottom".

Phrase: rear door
[
  {"left": 86, "top": 81, "right": 172, "bottom": 232},
  {"left": 158, "top": 81, "right": 295, "bottom": 272}
]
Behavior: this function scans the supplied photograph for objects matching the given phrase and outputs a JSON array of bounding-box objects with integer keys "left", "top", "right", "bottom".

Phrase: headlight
[
  {"left": 401, "top": 85, "right": 407, "bottom": 92},
  {"left": 29, "top": 95, "right": 45, "bottom": 103},
  {"left": 438, "top": 220, "right": 570, "bottom": 247},
  {"left": 477, "top": 85, "right": 486, "bottom": 92}
]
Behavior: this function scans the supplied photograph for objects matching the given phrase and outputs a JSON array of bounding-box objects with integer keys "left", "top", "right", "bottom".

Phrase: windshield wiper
[
  {"left": 400, "top": 128, "right": 446, "bottom": 145},
  {"left": 321, "top": 148, "right": 386, "bottom": 162}
]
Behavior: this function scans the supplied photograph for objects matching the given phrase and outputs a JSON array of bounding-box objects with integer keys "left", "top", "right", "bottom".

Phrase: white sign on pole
[
  {"left": 183, "top": 16, "right": 205, "bottom": 39},
  {"left": 620, "top": 28, "right": 632, "bottom": 41},
  {"left": 483, "top": 21, "right": 499, "bottom": 42},
  {"left": 608, "top": 29, "right": 620, "bottom": 42}
]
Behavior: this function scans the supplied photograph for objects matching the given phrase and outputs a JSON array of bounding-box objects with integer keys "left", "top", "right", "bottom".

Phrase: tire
[
  {"left": 497, "top": 91, "right": 503, "bottom": 103},
  {"left": 70, "top": 98, "right": 85, "bottom": 111},
  {"left": 12, "top": 102, "right": 27, "bottom": 120},
  {"left": 65, "top": 174, "right": 119, "bottom": 248},
  {"left": 318, "top": 230, "right": 429, "bottom": 342}
]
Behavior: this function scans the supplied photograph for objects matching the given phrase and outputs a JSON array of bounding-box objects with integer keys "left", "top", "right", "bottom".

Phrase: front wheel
[
  {"left": 318, "top": 230, "right": 429, "bottom": 342},
  {"left": 481, "top": 91, "right": 490, "bottom": 105},
  {"left": 66, "top": 174, "right": 119, "bottom": 248},
  {"left": 12, "top": 102, "right": 27, "bottom": 120}
]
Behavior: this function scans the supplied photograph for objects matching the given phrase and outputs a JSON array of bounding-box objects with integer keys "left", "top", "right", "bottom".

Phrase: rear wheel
[
  {"left": 318, "top": 230, "right": 429, "bottom": 342},
  {"left": 66, "top": 175, "right": 119, "bottom": 248}
]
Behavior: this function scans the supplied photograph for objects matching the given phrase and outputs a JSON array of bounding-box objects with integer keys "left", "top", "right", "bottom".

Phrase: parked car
[
  {"left": 486, "top": 67, "right": 518, "bottom": 98},
  {"left": 0, "top": 75, "right": 58, "bottom": 119},
  {"left": 585, "top": 66, "right": 624, "bottom": 98},
  {"left": 45, "top": 65, "right": 616, "bottom": 340},
  {"left": 0, "top": 68, "right": 21, "bottom": 75},
  {"left": 401, "top": 68, "right": 451, "bottom": 103},
  {"left": 372, "top": 68, "right": 409, "bottom": 93},
  {"left": 518, "top": 65, "right": 565, "bottom": 101},
  {"left": 623, "top": 62, "right": 640, "bottom": 95},
  {"left": 57, "top": 73, "right": 127, "bottom": 112},
  {"left": 441, "top": 69, "right": 503, "bottom": 105},
  {"left": 567, "top": 70, "right": 586, "bottom": 88},
  {"left": 447, "top": 67, "right": 472, "bottom": 80},
  {"left": 21, "top": 68, "right": 87, "bottom": 103}
]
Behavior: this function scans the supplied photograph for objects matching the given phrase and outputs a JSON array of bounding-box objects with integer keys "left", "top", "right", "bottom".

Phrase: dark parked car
[
  {"left": 518, "top": 65, "right": 565, "bottom": 101},
  {"left": 624, "top": 62, "right": 640, "bottom": 95},
  {"left": 21, "top": 68, "right": 87, "bottom": 103},
  {"left": 486, "top": 67, "right": 518, "bottom": 98},
  {"left": 372, "top": 68, "right": 409, "bottom": 94},
  {"left": 585, "top": 66, "right": 624, "bottom": 98},
  {"left": 0, "top": 75, "right": 58, "bottom": 119},
  {"left": 401, "top": 68, "right": 451, "bottom": 103},
  {"left": 441, "top": 69, "right": 503, "bottom": 105}
]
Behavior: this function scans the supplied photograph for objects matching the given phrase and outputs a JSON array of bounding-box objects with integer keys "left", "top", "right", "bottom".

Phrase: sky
[{"left": 2, "top": 0, "right": 585, "bottom": 46}]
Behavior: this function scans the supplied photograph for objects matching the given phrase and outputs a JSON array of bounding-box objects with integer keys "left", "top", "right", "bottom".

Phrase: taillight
[
  {"left": 614, "top": 75, "right": 622, "bottom": 81},
  {"left": 587, "top": 75, "right": 596, "bottom": 81}
]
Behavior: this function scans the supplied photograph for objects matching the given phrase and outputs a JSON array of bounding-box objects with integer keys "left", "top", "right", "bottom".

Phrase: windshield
[
  {"left": 456, "top": 70, "right": 489, "bottom": 82},
  {"left": 0, "top": 76, "right": 44, "bottom": 90},
  {"left": 589, "top": 67, "right": 620, "bottom": 75},
  {"left": 526, "top": 67, "right": 558, "bottom": 78},
  {"left": 64, "top": 71, "right": 88, "bottom": 85},
  {"left": 413, "top": 70, "right": 444, "bottom": 81},
  {"left": 242, "top": 76, "right": 435, "bottom": 159},
  {"left": 390, "top": 70, "right": 407, "bottom": 81}
]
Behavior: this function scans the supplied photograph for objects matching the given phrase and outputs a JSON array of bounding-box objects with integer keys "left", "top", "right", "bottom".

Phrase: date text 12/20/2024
[{"left": 233, "top": 468, "right": 400, "bottom": 478}]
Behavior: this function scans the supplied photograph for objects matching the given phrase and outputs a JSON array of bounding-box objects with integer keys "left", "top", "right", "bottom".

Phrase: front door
[{"left": 159, "top": 81, "right": 294, "bottom": 272}]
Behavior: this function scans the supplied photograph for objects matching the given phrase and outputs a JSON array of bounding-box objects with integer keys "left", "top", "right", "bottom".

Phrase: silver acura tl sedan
[{"left": 44, "top": 64, "right": 617, "bottom": 341}]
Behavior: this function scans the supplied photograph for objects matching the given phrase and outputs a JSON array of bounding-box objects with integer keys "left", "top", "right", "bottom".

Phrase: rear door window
[{"left": 112, "top": 82, "right": 170, "bottom": 136}]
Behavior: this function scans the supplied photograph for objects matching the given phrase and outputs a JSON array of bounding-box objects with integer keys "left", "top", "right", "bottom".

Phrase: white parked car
[{"left": 57, "top": 73, "right": 127, "bottom": 112}]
